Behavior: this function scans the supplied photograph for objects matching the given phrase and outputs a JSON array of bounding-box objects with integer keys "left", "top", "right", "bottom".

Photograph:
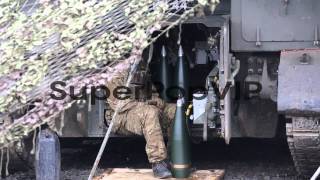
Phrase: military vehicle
[{"left": 6, "top": 0, "right": 320, "bottom": 179}]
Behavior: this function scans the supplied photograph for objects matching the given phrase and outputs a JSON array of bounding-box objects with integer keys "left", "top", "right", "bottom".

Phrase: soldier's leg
[
  {"left": 162, "top": 103, "right": 176, "bottom": 137},
  {"left": 122, "top": 104, "right": 167, "bottom": 163},
  {"left": 161, "top": 103, "right": 176, "bottom": 159}
]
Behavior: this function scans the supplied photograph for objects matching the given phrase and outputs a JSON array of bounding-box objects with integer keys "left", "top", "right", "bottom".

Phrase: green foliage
[
  {"left": 0, "top": 0, "right": 218, "bottom": 148},
  {"left": 0, "top": 0, "right": 171, "bottom": 113}
]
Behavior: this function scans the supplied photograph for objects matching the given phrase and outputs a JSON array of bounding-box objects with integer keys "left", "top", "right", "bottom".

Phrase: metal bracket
[
  {"left": 314, "top": 25, "right": 319, "bottom": 46},
  {"left": 229, "top": 56, "right": 240, "bottom": 86},
  {"left": 256, "top": 26, "right": 262, "bottom": 47},
  {"left": 299, "top": 53, "right": 312, "bottom": 65},
  {"left": 219, "top": 56, "right": 240, "bottom": 99},
  {"left": 283, "top": 0, "right": 289, "bottom": 15},
  {"left": 219, "top": 17, "right": 232, "bottom": 144}
]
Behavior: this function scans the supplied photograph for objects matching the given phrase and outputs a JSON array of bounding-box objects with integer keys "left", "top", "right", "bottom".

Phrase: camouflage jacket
[
  {"left": 106, "top": 69, "right": 136, "bottom": 113},
  {"left": 105, "top": 67, "right": 175, "bottom": 133}
]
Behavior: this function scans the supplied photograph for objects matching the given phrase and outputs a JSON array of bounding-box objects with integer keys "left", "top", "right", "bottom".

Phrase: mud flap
[
  {"left": 35, "top": 129, "right": 61, "bottom": 180},
  {"left": 278, "top": 49, "right": 320, "bottom": 115}
]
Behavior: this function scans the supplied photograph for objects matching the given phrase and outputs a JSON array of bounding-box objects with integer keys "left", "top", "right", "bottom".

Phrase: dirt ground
[{"left": 3, "top": 138, "right": 298, "bottom": 180}]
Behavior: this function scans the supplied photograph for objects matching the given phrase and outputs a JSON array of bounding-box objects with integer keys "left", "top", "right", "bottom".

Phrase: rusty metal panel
[{"left": 278, "top": 49, "right": 320, "bottom": 115}]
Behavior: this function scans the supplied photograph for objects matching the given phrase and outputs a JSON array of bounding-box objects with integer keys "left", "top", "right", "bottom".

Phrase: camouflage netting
[{"left": 0, "top": 0, "right": 219, "bottom": 153}]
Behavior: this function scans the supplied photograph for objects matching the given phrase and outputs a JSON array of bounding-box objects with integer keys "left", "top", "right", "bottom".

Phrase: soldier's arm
[{"left": 105, "top": 70, "right": 129, "bottom": 110}]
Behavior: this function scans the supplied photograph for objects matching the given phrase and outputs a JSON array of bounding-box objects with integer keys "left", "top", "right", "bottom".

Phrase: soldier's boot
[{"left": 152, "top": 160, "right": 172, "bottom": 179}]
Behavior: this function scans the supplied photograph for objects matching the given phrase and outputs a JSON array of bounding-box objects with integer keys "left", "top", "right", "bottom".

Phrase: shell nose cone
[
  {"left": 178, "top": 45, "right": 183, "bottom": 57},
  {"left": 176, "top": 98, "right": 184, "bottom": 107},
  {"left": 161, "top": 46, "right": 166, "bottom": 57}
]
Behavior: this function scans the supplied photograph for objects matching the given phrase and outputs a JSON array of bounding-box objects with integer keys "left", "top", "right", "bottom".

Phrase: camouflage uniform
[{"left": 106, "top": 69, "right": 175, "bottom": 163}]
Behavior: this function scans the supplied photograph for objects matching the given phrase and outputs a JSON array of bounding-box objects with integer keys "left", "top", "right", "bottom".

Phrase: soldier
[{"left": 105, "top": 61, "right": 176, "bottom": 179}]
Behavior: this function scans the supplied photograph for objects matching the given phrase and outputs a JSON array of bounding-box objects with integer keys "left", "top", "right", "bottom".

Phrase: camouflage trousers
[{"left": 113, "top": 102, "right": 175, "bottom": 163}]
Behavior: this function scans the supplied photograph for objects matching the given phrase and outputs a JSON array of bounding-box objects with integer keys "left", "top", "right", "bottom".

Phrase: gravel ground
[{"left": 3, "top": 138, "right": 299, "bottom": 180}]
